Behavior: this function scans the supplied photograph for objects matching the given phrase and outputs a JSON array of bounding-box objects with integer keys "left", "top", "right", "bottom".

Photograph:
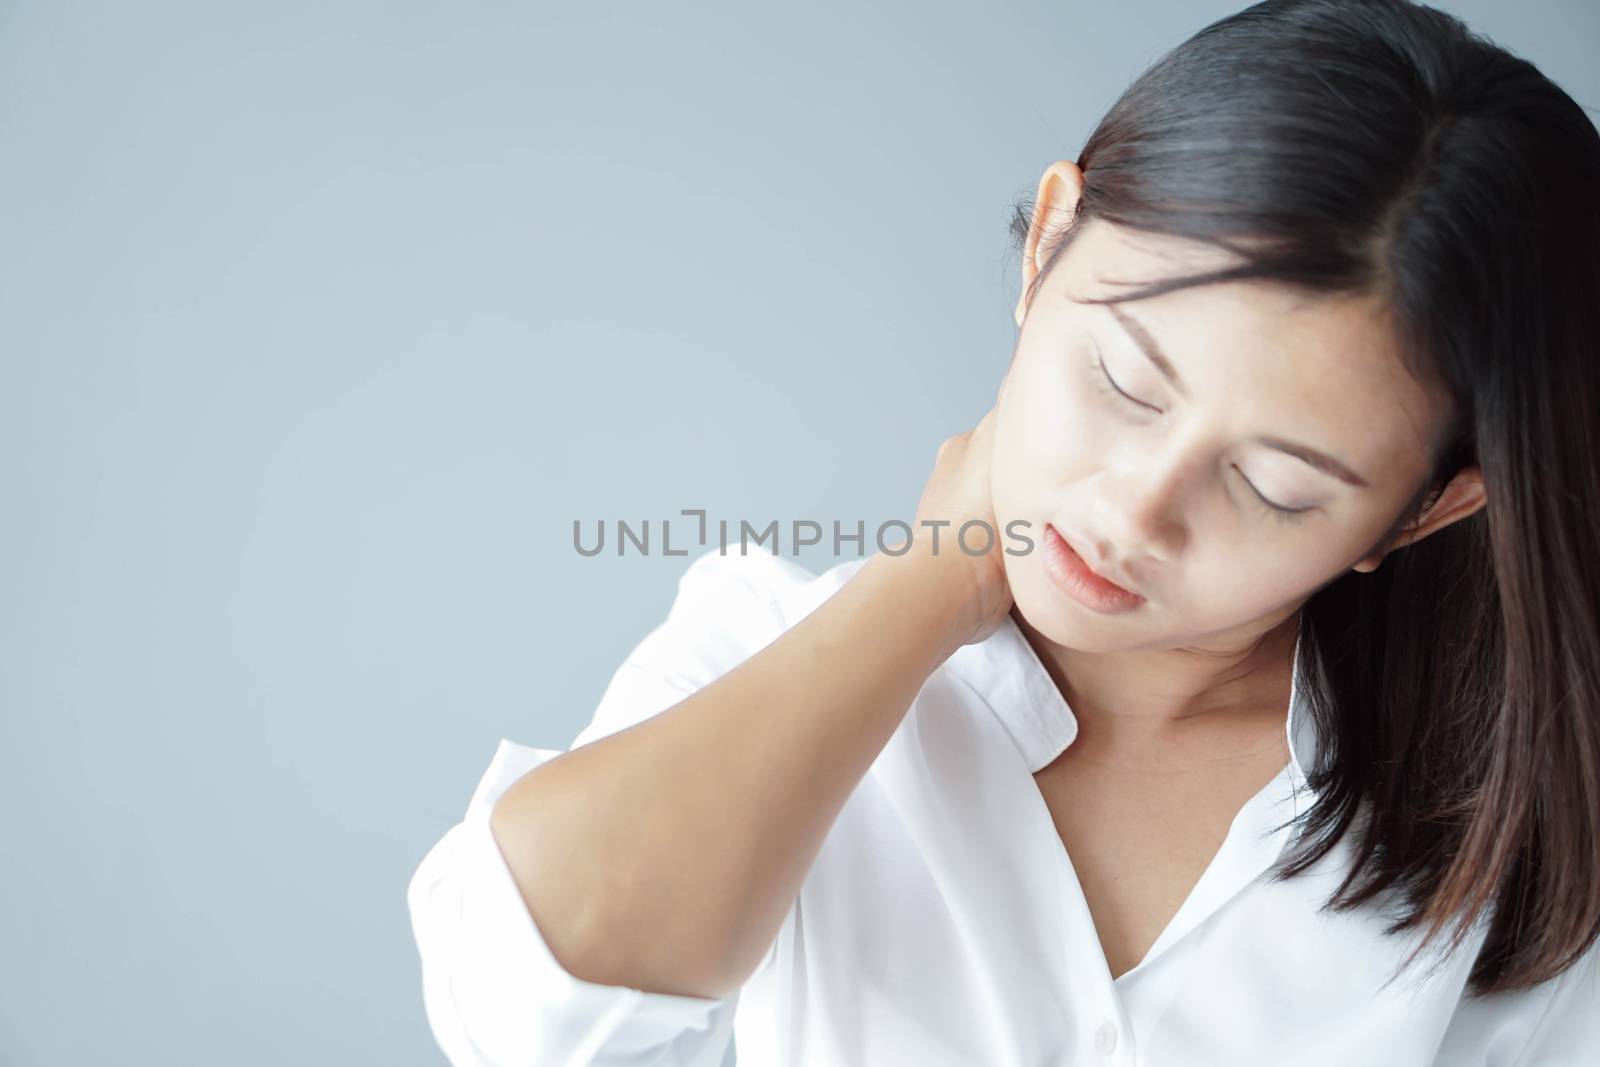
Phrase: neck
[{"left": 1013, "top": 605, "right": 1300, "bottom": 769}]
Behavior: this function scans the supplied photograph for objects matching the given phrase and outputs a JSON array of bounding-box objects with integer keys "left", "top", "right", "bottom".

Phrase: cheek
[
  {"left": 994, "top": 348, "right": 1109, "bottom": 487},
  {"left": 1181, "top": 538, "right": 1349, "bottom": 626},
  {"left": 990, "top": 364, "right": 1114, "bottom": 573}
]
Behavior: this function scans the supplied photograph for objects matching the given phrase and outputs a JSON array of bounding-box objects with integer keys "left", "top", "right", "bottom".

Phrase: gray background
[{"left": 2, "top": 1, "right": 1594, "bottom": 1063}]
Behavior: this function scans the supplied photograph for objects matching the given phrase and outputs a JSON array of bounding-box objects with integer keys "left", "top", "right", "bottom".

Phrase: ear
[
  {"left": 1015, "top": 160, "right": 1087, "bottom": 328},
  {"left": 1350, "top": 465, "right": 1486, "bottom": 573}
]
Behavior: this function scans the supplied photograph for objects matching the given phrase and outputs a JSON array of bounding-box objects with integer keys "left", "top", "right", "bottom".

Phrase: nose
[{"left": 1091, "top": 454, "right": 1191, "bottom": 567}]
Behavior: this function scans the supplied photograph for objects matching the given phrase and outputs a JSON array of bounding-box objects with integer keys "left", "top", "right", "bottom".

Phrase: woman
[{"left": 408, "top": 1, "right": 1600, "bottom": 1063}]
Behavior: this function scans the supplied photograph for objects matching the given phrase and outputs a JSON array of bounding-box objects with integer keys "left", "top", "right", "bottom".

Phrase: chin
[
  {"left": 1010, "top": 553, "right": 1159, "bottom": 651},
  {"left": 1009, "top": 562, "right": 1097, "bottom": 641}
]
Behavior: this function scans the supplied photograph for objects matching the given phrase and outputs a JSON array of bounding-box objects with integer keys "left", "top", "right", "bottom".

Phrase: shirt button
[{"left": 1093, "top": 1019, "right": 1119, "bottom": 1055}]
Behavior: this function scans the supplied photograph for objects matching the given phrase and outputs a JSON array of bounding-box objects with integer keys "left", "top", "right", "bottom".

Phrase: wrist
[{"left": 861, "top": 546, "right": 981, "bottom": 660}]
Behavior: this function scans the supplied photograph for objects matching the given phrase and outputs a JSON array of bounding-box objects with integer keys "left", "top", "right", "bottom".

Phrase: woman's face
[{"left": 991, "top": 209, "right": 1462, "bottom": 653}]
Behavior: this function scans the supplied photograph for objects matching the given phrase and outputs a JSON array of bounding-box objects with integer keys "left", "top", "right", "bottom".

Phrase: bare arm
[
  {"left": 490, "top": 407, "right": 1012, "bottom": 1001},
  {"left": 488, "top": 548, "right": 971, "bottom": 999}
]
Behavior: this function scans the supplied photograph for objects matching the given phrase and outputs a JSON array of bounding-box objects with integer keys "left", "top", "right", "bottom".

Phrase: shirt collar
[
  {"left": 943, "top": 607, "right": 1320, "bottom": 787},
  {"left": 790, "top": 556, "right": 1319, "bottom": 789}
]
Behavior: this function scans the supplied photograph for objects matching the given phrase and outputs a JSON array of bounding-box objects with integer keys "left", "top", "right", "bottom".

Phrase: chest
[{"left": 1031, "top": 744, "right": 1288, "bottom": 980}]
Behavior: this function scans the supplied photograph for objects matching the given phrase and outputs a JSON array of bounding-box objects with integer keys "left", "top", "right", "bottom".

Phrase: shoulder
[
  {"left": 673, "top": 547, "right": 869, "bottom": 622},
  {"left": 675, "top": 546, "right": 817, "bottom": 608},
  {"left": 1504, "top": 936, "right": 1600, "bottom": 1063},
  {"left": 1437, "top": 934, "right": 1600, "bottom": 1064},
  {"left": 570, "top": 549, "right": 873, "bottom": 750},
  {"left": 657, "top": 547, "right": 875, "bottom": 644}
]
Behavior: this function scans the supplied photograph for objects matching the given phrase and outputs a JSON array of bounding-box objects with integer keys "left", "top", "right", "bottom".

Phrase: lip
[{"left": 1041, "top": 523, "right": 1146, "bottom": 614}]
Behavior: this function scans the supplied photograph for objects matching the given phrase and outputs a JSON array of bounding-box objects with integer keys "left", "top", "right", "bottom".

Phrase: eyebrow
[{"left": 1102, "top": 302, "right": 1372, "bottom": 489}]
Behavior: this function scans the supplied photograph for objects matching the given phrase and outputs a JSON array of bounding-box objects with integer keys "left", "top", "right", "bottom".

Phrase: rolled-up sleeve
[
  {"left": 408, "top": 741, "right": 741, "bottom": 1067},
  {"left": 407, "top": 549, "right": 812, "bottom": 1066}
]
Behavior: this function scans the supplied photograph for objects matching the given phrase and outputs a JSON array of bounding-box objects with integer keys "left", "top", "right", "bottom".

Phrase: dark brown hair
[{"left": 1010, "top": 0, "right": 1600, "bottom": 998}]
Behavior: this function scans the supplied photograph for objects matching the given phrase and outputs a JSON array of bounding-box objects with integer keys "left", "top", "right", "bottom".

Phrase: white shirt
[{"left": 407, "top": 548, "right": 1599, "bottom": 1066}]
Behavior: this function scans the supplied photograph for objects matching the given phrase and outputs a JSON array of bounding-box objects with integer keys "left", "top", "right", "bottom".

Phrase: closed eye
[
  {"left": 1093, "top": 354, "right": 1160, "bottom": 414},
  {"left": 1092, "top": 352, "right": 1316, "bottom": 524},
  {"left": 1234, "top": 465, "right": 1317, "bottom": 522}
]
